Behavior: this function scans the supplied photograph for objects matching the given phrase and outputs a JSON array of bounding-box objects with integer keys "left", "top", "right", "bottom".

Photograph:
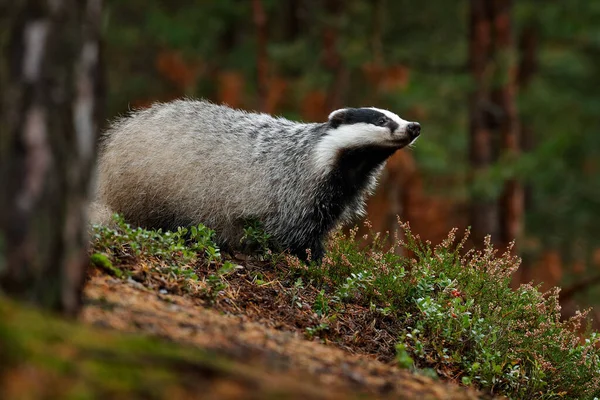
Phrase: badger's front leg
[{"left": 290, "top": 240, "right": 325, "bottom": 263}]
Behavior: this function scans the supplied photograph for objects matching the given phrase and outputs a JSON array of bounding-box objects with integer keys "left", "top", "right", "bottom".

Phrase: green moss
[
  {"left": 0, "top": 298, "right": 242, "bottom": 398},
  {"left": 90, "top": 253, "right": 122, "bottom": 278},
  {"left": 91, "top": 214, "right": 220, "bottom": 268}
]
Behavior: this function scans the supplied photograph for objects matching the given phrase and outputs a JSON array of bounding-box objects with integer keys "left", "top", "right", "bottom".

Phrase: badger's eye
[{"left": 377, "top": 117, "right": 388, "bottom": 125}]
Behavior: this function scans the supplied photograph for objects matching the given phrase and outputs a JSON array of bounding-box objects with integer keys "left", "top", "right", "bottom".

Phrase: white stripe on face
[
  {"left": 328, "top": 108, "right": 347, "bottom": 120},
  {"left": 368, "top": 107, "right": 410, "bottom": 133},
  {"left": 313, "top": 123, "right": 393, "bottom": 173}
]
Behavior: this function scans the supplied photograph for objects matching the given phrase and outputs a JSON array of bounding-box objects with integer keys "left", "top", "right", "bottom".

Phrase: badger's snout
[{"left": 406, "top": 122, "right": 421, "bottom": 140}]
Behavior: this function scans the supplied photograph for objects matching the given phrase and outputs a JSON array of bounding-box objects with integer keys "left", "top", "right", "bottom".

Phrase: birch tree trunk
[{"left": 0, "top": 0, "right": 103, "bottom": 316}]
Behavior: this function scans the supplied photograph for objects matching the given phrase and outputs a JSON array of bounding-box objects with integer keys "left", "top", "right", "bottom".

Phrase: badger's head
[
  {"left": 314, "top": 107, "right": 421, "bottom": 173},
  {"left": 326, "top": 107, "right": 420, "bottom": 148}
]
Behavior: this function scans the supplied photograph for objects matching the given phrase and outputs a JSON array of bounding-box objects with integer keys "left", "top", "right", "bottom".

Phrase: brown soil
[{"left": 81, "top": 261, "right": 484, "bottom": 399}]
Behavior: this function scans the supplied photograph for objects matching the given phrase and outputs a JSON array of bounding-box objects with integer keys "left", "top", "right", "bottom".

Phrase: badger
[{"left": 93, "top": 99, "right": 420, "bottom": 261}]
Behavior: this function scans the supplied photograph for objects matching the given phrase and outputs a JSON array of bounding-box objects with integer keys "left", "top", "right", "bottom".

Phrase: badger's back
[{"left": 96, "top": 100, "right": 295, "bottom": 244}]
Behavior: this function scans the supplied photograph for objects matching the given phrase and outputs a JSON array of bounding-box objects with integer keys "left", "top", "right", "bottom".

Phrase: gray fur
[{"left": 93, "top": 99, "right": 418, "bottom": 260}]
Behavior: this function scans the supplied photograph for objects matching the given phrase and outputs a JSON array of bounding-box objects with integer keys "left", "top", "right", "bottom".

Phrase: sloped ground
[
  {"left": 82, "top": 219, "right": 600, "bottom": 398},
  {"left": 80, "top": 268, "right": 482, "bottom": 399},
  {"left": 0, "top": 294, "right": 344, "bottom": 400}
]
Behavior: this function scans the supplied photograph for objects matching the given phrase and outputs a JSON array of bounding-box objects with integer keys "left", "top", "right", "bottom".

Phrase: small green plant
[
  {"left": 91, "top": 214, "right": 229, "bottom": 292},
  {"left": 204, "top": 274, "right": 227, "bottom": 301},
  {"left": 240, "top": 219, "right": 273, "bottom": 257},
  {"left": 305, "top": 323, "right": 329, "bottom": 340},
  {"left": 90, "top": 252, "right": 123, "bottom": 278},
  {"left": 203, "top": 261, "right": 237, "bottom": 303},
  {"left": 312, "top": 290, "right": 329, "bottom": 317},
  {"left": 395, "top": 342, "right": 414, "bottom": 369},
  {"left": 336, "top": 270, "right": 375, "bottom": 301},
  {"left": 252, "top": 272, "right": 268, "bottom": 285},
  {"left": 92, "top": 214, "right": 218, "bottom": 266},
  {"left": 290, "top": 277, "right": 304, "bottom": 309}
]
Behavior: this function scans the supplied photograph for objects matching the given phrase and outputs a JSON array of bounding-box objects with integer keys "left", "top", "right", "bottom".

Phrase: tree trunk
[
  {"left": 252, "top": 0, "right": 269, "bottom": 111},
  {"left": 517, "top": 23, "right": 538, "bottom": 214},
  {"left": 284, "top": 0, "right": 301, "bottom": 42},
  {"left": 323, "top": 0, "right": 348, "bottom": 111},
  {"left": 0, "top": 0, "right": 103, "bottom": 316},
  {"left": 512, "top": 23, "right": 538, "bottom": 285},
  {"left": 491, "top": 0, "right": 523, "bottom": 253},
  {"left": 468, "top": 0, "right": 498, "bottom": 245}
]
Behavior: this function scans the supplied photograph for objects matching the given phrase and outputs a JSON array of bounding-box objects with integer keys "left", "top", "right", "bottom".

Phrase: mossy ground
[{"left": 0, "top": 295, "right": 347, "bottom": 400}]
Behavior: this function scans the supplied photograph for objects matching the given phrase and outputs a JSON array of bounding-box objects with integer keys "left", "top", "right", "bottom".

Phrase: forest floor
[
  {"left": 4, "top": 221, "right": 597, "bottom": 398},
  {"left": 77, "top": 260, "right": 484, "bottom": 399},
  {"left": 0, "top": 262, "right": 484, "bottom": 399}
]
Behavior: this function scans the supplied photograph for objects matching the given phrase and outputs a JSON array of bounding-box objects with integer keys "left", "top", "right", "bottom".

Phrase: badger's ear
[{"left": 328, "top": 108, "right": 347, "bottom": 128}]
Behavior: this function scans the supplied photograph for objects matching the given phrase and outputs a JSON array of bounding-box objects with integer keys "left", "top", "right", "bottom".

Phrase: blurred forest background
[
  {"left": 101, "top": 0, "right": 600, "bottom": 322},
  {"left": 2, "top": 0, "right": 597, "bottom": 321}
]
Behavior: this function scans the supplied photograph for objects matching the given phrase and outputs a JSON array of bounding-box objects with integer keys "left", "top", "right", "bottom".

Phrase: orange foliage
[
  {"left": 217, "top": 71, "right": 245, "bottom": 108},
  {"left": 380, "top": 65, "right": 410, "bottom": 91},
  {"left": 264, "top": 76, "right": 288, "bottom": 114},
  {"left": 362, "top": 63, "right": 410, "bottom": 93},
  {"left": 155, "top": 50, "right": 202, "bottom": 90},
  {"left": 301, "top": 91, "right": 328, "bottom": 121},
  {"left": 217, "top": 71, "right": 286, "bottom": 114},
  {"left": 361, "top": 62, "right": 383, "bottom": 86},
  {"left": 594, "top": 248, "right": 600, "bottom": 267},
  {"left": 532, "top": 250, "right": 563, "bottom": 291},
  {"left": 408, "top": 105, "right": 427, "bottom": 120},
  {"left": 130, "top": 93, "right": 181, "bottom": 110},
  {"left": 572, "top": 260, "right": 586, "bottom": 275}
]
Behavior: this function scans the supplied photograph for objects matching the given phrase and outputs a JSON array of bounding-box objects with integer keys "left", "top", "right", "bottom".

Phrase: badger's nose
[{"left": 406, "top": 122, "right": 421, "bottom": 139}]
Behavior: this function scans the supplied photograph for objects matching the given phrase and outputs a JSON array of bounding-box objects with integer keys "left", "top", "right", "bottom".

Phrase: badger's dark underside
[{"left": 286, "top": 144, "right": 400, "bottom": 261}]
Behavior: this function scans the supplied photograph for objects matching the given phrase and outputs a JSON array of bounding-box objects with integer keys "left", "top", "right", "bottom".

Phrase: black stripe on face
[
  {"left": 387, "top": 120, "right": 399, "bottom": 132},
  {"left": 329, "top": 108, "right": 396, "bottom": 131}
]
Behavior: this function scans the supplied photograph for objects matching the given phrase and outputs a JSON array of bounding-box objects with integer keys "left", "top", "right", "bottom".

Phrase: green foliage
[
  {"left": 204, "top": 261, "right": 237, "bottom": 303},
  {"left": 241, "top": 219, "right": 274, "bottom": 258},
  {"left": 312, "top": 290, "right": 330, "bottom": 317},
  {"left": 90, "top": 252, "right": 122, "bottom": 278},
  {"left": 290, "top": 223, "right": 600, "bottom": 399},
  {"left": 91, "top": 214, "right": 226, "bottom": 285},
  {"left": 92, "top": 214, "right": 219, "bottom": 268},
  {"left": 395, "top": 342, "right": 414, "bottom": 370},
  {"left": 305, "top": 323, "right": 329, "bottom": 340},
  {"left": 290, "top": 277, "right": 305, "bottom": 309},
  {"left": 89, "top": 215, "right": 600, "bottom": 397}
]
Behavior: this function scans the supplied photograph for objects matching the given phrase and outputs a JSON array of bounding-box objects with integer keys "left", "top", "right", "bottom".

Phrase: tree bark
[
  {"left": 517, "top": 24, "right": 538, "bottom": 214},
  {"left": 512, "top": 23, "right": 538, "bottom": 284},
  {"left": 0, "top": 0, "right": 103, "bottom": 316},
  {"left": 468, "top": 0, "right": 498, "bottom": 245},
  {"left": 323, "top": 0, "right": 348, "bottom": 111},
  {"left": 252, "top": 0, "right": 269, "bottom": 111},
  {"left": 490, "top": 0, "right": 523, "bottom": 252},
  {"left": 284, "top": 0, "right": 301, "bottom": 42}
]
